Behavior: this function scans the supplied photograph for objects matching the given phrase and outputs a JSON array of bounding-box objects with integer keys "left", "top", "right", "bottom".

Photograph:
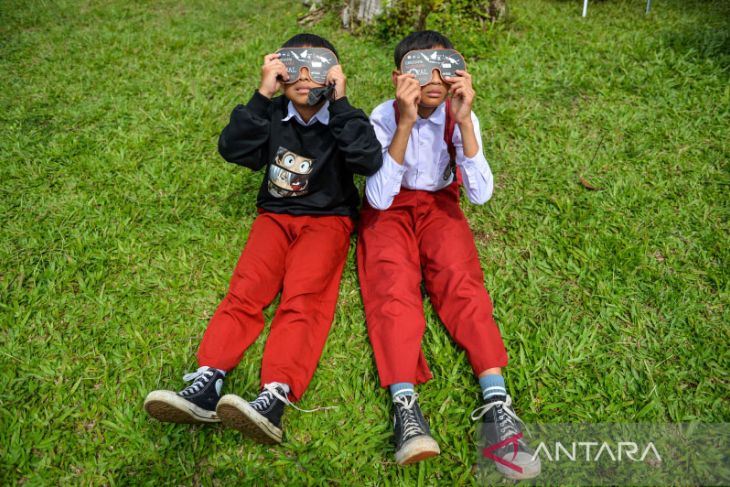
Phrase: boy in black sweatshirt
[{"left": 144, "top": 34, "right": 382, "bottom": 444}]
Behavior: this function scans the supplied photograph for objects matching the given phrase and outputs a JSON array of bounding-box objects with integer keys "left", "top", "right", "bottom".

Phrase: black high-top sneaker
[
  {"left": 392, "top": 393, "right": 440, "bottom": 465},
  {"left": 216, "top": 383, "right": 288, "bottom": 444},
  {"left": 472, "top": 395, "right": 540, "bottom": 480},
  {"left": 144, "top": 366, "right": 224, "bottom": 424}
]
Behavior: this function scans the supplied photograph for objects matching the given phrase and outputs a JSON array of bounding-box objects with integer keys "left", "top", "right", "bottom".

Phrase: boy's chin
[
  {"left": 283, "top": 89, "right": 308, "bottom": 104},
  {"left": 288, "top": 95, "right": 310, "bottom": 107},
  {"left": 419, "top": 98, "right": 447, "bottom": 108}
]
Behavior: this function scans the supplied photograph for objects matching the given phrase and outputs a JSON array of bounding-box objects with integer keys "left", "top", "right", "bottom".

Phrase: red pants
[
  {"left": 357, "top": 183, "right": 508, "bottom": 388},
  {"left": 197, "top": 212, "right": 354, "bottom": 401}
]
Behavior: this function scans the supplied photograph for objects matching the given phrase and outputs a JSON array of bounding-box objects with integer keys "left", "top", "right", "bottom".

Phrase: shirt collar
[
  {"left": 282, "top": 100, "right": 330, "bottom": 126},
  {"left": 421, "top": 102, "right": 446, "bottom": 125}
]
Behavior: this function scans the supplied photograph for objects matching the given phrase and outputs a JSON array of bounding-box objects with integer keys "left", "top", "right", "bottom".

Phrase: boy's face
[
  {"left": 284, "top": 68, "right": 324, "bottom": 107},
  {"left": 417, "top": 69, "right": 449, "bottom": 108},
  {"left": 283, "top": 46, "right": 324, "bottom": 108},
  {"left": 282, "top": 68, "right": 325, "bottom": 108}
]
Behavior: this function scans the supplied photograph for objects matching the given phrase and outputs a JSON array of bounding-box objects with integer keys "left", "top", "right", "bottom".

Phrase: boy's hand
[
  {"left": 258, "top": 53, "right": 289, "bottom": 99},
  {"left": 325, "top": 65, "right": 346, "bottom": 100},
  {"left": 446, "top": 70, "right": 475, "bottom": 125},
  {"left": 395, "top": 73, "right": 420, "bottom": 126}
]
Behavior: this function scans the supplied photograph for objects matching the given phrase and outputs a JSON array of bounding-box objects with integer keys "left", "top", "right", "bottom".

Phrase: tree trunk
[
  {"left": 488, "top": 0, "right": 508, "bottom": 22},
  {"left": 342, "top": 0, "right": 385, "bottom": 29},
  {"left": 300, "top": 0, "right": 508, "bottom": 31}
]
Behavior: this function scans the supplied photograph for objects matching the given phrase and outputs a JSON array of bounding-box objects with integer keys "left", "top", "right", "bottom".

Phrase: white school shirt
[
  {"left": 365, "top": 100, "right": 494, "bottom": 210},
  {"left": 282, "top": 100, "right": 330, "bottom": 126}
]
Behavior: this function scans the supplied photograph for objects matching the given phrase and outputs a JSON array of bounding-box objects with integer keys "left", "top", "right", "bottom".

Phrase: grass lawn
[{"left": 1, "top": 0, "right": 728, "bottom": 484}]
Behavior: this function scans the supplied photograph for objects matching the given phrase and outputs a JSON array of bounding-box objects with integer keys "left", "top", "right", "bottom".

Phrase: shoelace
[
  {"left": 258, "top": 382, "right": 336, "bottom": 413},
  {"left": 393, "top": 393, "right": 423, "bottom": 440},
  {"left": 179, "top": 366, "right": 215, "bottom": 396},
  {"left": 470, "top": 395, "right": 524, "bottom": 438}
]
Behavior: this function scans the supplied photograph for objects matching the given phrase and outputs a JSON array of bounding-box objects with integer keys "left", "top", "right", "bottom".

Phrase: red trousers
[
  {"left": 197, "top": 212, "right": 354, "bottom": 401},
  {"left": 357, "top": 183, "right": 508, "bottom": 388}
]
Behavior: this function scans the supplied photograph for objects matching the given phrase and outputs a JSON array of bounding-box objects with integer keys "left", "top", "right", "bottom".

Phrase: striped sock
[
  {"left": 389, "top": 382, "right": 415, "bottom": 400},
  {"left": 479, "top": 374, "right": 507, "bottom": 402}
]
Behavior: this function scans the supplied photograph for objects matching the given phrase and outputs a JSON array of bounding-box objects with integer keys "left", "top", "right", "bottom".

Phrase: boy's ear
[{"left": 391, "top": 69, "right": 401, "bottom": 87}]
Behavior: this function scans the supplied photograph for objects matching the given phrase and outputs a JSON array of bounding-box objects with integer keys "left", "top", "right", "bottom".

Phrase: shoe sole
[
  {"left": 395, "top": 435, "right": 441, "bottom": 465},
  {"left": 495, "top": 452, "right": 541, "bottom": 480},
  {"left": 216, "top": 394, "right": 282, "bottom": 444},
  {"left": 144, "top": 390, "right": 220, "bottom": 424}
]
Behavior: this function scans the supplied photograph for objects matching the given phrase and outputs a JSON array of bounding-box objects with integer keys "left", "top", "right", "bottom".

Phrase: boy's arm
[
  {"left": 326, "top": 66, "right": 383, "bottom": 177},
  {"left": 217, "top": 91, "right": 272, "bottom": 170},
  {"left": 447, "top": 69, "right": 494, "bottom": 205},
  {"left": 218, "top": 53, "right": 288, "bottom": 169},
  {"left": 454, "top": 112, "right": 494, "bottom": 205},
  {"left": 328, "top": 98, "right": 384, "bottom": 177},
  {"left": 363, "top": 103, "right": 408, "bottom": 210},
  {"left": 364, "top": 74, "right": 420, "bottom": 210}
]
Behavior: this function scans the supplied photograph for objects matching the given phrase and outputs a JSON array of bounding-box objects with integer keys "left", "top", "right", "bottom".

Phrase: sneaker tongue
[
  {"left": 393, "top": 393, "right": 417, "bottom": 409},
  {"left": 485, "top": 395, "right": 507, "bottom": 404}
]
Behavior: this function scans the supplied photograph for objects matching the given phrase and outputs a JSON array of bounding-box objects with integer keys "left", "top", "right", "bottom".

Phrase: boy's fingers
[
  {"left": 448, "top": 81, "right": 464, "bottom": 95},
  {"left": 396, "top": 73, "right": 417, "bottom": 87},
  {"left": 269, "top": 62, "right": 288, "bottom": 79},
  {"left": 270, "top": 59, "right": 286, "bottom": 69},
  {"left": 398, "top": 81, "right": 418, "bottom": 96},
  {"left": 404, "top": 84, "right": 420, "bottom": 100},
  {"left": 327, "top": 68, "right": 345, "bottom": 83},
  {"left": 403, "top": 79, "right": 419, "bottom": 91}
]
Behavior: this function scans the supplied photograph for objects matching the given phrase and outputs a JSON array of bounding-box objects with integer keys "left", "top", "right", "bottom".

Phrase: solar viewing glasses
[
  {"left": 400, "top": 49, "right": 466, "bottom": 85},
  {"left": 276, "top": 47, "right": 339, "bottom": 85}
]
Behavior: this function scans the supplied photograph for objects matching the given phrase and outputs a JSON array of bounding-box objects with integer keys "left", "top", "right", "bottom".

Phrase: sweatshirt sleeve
[
  {"left": 327, "top": 97, "right": 384, "bottom": 177},
  {"left": 217, "top": 90, "right": 272, "bottom": 170}
]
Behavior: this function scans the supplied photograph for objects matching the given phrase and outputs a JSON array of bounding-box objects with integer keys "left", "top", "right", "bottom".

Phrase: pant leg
[
  {"left": 417, "top": 185, "right": 509, "bottom": 375},
  {"left": 260, "top": 215, "right": 354, "bottom": 401},
  {"left": 358, "top": 195, "right": 433, "bottom": 389},
  {"left": 197, "top": 213, "right": 290, "bottom": 371}
]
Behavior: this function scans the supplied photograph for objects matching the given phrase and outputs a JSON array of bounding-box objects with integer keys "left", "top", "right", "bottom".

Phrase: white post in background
[
  {"left": 646, "top": 0, "right": 652, "bottom": 14},
  {"left": 582, "top": 0, "right": 588, "bottom": 17}
]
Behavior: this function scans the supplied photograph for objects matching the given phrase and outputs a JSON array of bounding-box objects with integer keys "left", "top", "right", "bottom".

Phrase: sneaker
[
  {"left": 392, "top": 393, "right": 440, "bottom": 465},
  {"left": 144, "top": 366, "right": 224, "bottom": 424},
  {"left": 216, "top": 383, "right": 287, "bottom": 444},
  {"left": 471, "top": 395, "right": 540, "bottom": 480}
]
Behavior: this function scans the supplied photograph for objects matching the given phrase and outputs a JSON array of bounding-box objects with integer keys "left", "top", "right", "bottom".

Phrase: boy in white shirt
[{"left": 357, "top": 31, "right": 539, "bottom": 479}]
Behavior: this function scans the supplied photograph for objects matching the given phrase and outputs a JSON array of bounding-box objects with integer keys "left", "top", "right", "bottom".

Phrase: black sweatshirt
[{"left": 218, "top": 91, "right": 383, "bottom": 218}]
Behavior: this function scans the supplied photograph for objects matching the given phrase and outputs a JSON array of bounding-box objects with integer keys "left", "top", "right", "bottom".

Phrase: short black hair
[
  {"left": 281, "top": 33, "right": 339, "bottom": 60},
  {"left": 394, "top": 30, "right": 455, "bottom": 68}
]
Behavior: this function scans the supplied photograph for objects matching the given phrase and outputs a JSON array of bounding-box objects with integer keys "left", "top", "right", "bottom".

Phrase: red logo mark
[{"left": 482, "top": 432, "right": 524, "bottom": 473}]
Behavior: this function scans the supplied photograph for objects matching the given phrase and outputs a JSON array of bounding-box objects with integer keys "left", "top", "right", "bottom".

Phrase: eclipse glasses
[
  {"left": 400, "top": 49, "right": 466, "bottom": 86},
  {"left": 276, "top": 47, "right": 339, "bottom": 85}
]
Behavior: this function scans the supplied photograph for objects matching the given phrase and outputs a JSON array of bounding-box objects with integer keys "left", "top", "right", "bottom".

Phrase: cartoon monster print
[{"left": 267, "top": 147, "right": 315, "bottom": 198}]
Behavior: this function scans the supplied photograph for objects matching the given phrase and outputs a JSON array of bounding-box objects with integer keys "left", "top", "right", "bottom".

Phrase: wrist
[
  {"left": 457, "top": 117, "right": 474, "bottom": 130},
  {"left": 397, "top": 115, "right": 417, "bottom": 128},
  {"left": 258, "top": 87, "right": 275, "bottom": 99},
  {"left": 334, "top": 79, "right": 346, "bottom": 100}
]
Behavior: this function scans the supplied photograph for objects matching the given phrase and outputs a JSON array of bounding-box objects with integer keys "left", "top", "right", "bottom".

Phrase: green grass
[{"left": 1, "top": 0, "right": 728, "bottom": 484}]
